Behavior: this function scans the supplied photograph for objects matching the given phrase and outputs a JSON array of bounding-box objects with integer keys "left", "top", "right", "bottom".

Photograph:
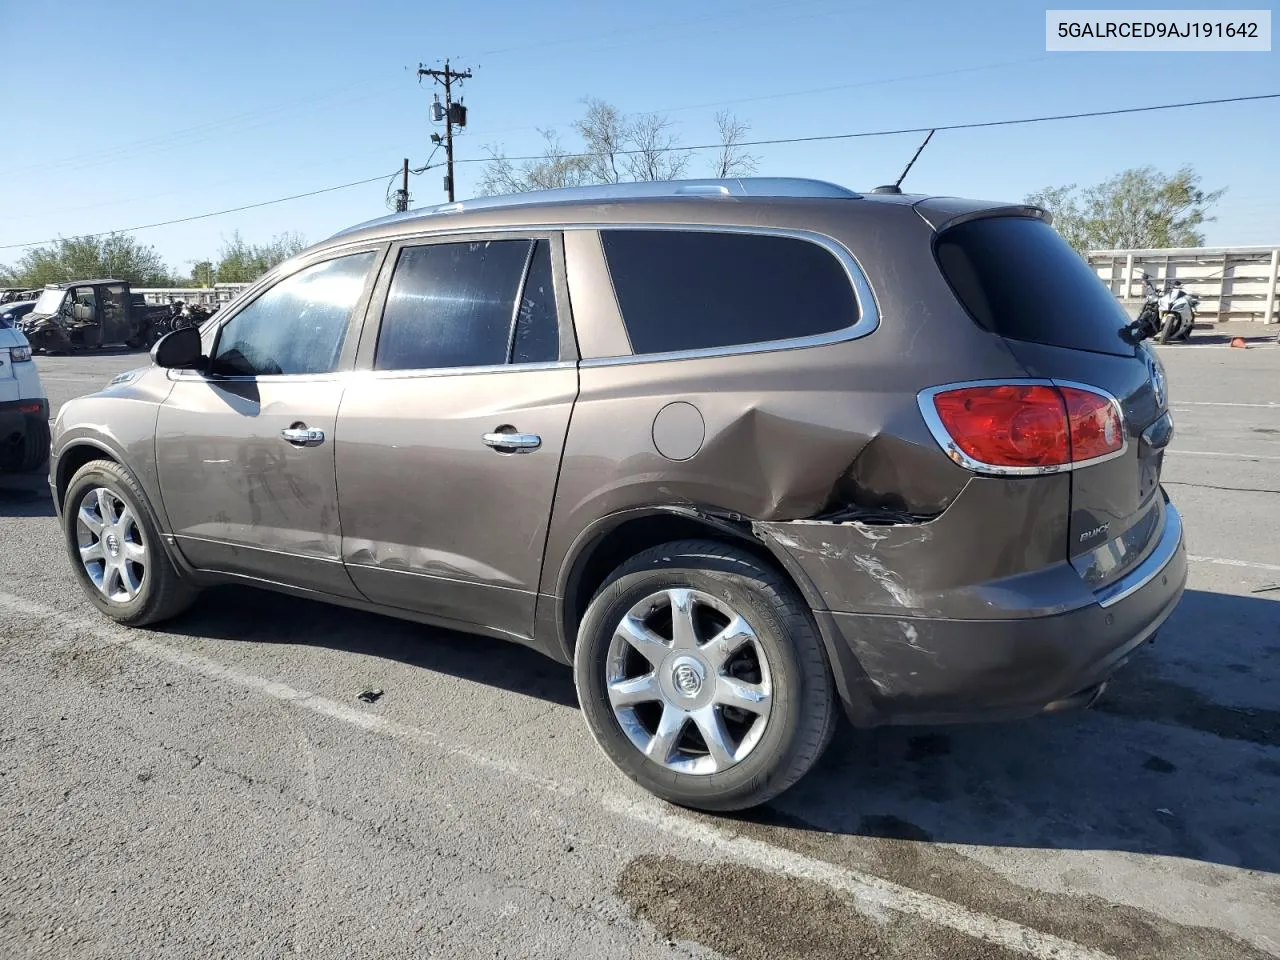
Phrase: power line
[
  {"left": 468, "top": 53, "right": 1058, "bottom": 143},
  {"left": 464, "top": 92, "right": 1280, "bottom": 166},
  {"left": 0, "top": 172, "right": 396, "bottom": 251},
  {"left": 3, "top": 91, "right": 1276, "bottom": 252},
  {"left": 0, "top": 80, "right": 391, "bottom": 179}
]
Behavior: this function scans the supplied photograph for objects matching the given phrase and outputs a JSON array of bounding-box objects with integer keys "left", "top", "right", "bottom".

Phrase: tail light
[
  {"left": 919, "top": 381, "right": 1124, "bottom": 474},
  {"left": 10, "top": 345, "right": 31, "bottom": 362}
]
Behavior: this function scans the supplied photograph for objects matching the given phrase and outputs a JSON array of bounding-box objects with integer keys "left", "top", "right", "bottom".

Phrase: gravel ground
[{"left": 1, "top": 336, "right": 1277, "bottom": 960}]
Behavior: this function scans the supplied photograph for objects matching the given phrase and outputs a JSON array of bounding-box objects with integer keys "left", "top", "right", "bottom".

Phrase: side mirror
[{"left": 151, "top": 325, "right": 205, "bottom": 369}]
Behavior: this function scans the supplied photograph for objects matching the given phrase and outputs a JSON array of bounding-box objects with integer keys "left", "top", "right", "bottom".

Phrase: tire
[
  {"left": 1158, "top": 313, "right": 1179, "bottom": 344},
  {"left": 62, "top": 459, "right": 198, "bottom": 626},
  {"left": 574, "top": 539, "right": 837, "bottom": 812},
  {"left": 0, "top": 418, "right": 51, "bottom": 473}
]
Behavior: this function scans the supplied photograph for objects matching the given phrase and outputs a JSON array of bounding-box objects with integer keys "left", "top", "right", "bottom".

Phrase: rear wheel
[
  {"left": 63, "top": 459, "right": 198, "bottom": 626},
  {"left": 574, "top": 540, "right": 836, "bottom": 811},
  {"left": 0, "top": 418, "right": 49, "bottom": 473}
]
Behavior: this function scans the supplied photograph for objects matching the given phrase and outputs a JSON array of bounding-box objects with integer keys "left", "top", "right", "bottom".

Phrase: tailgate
[
  {"left": 1000, "top": 339, "right": 1171, "bottom": 589},
  {"left": 932, "top": 213, "right": 1172, "bottom": 591}
]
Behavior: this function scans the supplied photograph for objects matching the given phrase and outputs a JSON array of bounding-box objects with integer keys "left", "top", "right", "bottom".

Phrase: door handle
[
  {"left": 281, "top": 426, "right": 325, "bottom": 446},
  {"left": 482, "top": 431, "right": 541, "bottom": 452}
]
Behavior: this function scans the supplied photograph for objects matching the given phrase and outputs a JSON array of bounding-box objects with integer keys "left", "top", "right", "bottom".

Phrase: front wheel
[
  {"left": 574, "top": 539, "right": 837, "bottom": 812},
  {"left": 1158, "top": 312, "right": 1180, "bottom": 344},
  {"left": 63, "top": 459, "right": 198, "bottom": 626}
]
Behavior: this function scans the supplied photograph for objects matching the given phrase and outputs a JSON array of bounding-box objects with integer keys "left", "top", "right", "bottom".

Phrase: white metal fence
[
  {"left": 1088, "top": 245, "right": 1280, "bottom": 323},
  {"left": 132, "top": 283, "right": 251, "bottom": 307}
]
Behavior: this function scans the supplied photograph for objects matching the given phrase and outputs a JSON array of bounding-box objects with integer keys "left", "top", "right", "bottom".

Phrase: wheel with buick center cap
[
  {"left": 62, "top": 459, "right": 198, "bottom": 626},
  {"left": 574, "top": 539, "right": 836, "bottom": 811}
]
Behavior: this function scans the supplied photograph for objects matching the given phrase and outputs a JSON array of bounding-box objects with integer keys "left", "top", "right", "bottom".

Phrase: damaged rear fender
[{"left": 551, "top": 503, "right": 883, "bottom": 725}]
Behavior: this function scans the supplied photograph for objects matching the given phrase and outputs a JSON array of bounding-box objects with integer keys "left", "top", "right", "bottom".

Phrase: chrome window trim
[
  {"left": 167, "top": 369, "right": 343, "bottom": 384},
  {"left": 169, "top": 360, "right": 578, "bottom": 384},
  {"left": 579, "top": 223, "right": 879, "bottom": 366},
  {"left": 333, "top": 221, "right": 878, "bottom": 367},
  {"left": 915, "top": 378, "right": 1129, "bottom": 476},
  {"left": 360, "top": 359, "right": 577, "bottom": 380},
  {"left": 1095, "top": 499, "right": 1183, "bottom": 608}
]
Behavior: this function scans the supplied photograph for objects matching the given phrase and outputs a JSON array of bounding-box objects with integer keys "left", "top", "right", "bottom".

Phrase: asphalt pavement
[{"left": 2, "top": 335, "right": 1278, "bottom": 960}]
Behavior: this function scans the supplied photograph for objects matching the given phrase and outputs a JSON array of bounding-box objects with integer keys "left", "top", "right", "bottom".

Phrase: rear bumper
[
  {"left": 0, "top": 397, "right": 47, "bottom": 440},
  {"left": 825, "top": 501, "right": 1187, "bottom": 726}
]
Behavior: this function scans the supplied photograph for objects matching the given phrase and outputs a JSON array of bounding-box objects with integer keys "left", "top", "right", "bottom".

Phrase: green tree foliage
[
  {"left": 478, "top": 100, "right": 753, "bottom": 196},
  {"left": 1027, "top": 166, "right": 1225, "bottom": 253},
  {"left": 0, "top": 234, "right": 173, "bottom": 288},
  {"left": 189, "top": 260, "right": 216, "bottom": 287},
  {"left": 213, "top": 230, "right": 307, "bottom": 283}
]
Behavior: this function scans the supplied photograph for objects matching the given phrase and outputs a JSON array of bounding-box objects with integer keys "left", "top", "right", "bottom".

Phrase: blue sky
[{"left": 1, "top": 0, "right": 1276, "bottom": 274}]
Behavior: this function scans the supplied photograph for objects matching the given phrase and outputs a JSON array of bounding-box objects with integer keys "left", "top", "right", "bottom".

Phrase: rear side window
[
  {"left": 935, "top": 216, "right": 1134, "bottom": 357},
  {"left": 601, "top": 230, "right": 858, "bottom": 355},
  {"left": 376, "top": 239, "right": 559, "bottom": 370}
]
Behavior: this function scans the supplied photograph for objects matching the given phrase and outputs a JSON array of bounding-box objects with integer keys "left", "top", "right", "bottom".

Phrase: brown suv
[{"left": 50, "top": 178, "right": 1187, "bottom": 811}]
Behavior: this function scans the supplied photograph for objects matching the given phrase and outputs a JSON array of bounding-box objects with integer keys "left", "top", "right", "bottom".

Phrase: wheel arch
[
  {"left": 554, "top": 505, "right": 828, "bottom": 662},
  {"left": 55, "top": 437, "right": 173, "bottom": 542},
  {"left": 55, "top": 439, "right": 122, "bottom": 510}
]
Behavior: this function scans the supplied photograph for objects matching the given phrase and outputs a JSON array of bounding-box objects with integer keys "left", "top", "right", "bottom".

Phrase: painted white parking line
[
  {"left": 1170, "top": 401, "right": 1280, "bottom": 409},
  {"left": 1171, "top": 450, "right": 1280, "bottom": 462},
  {"left": 0, "top": 589, "right": 1118, "bottom": 960},
  {"left": 1189, "top": 555, "right": 1280, "bottom": 573}
]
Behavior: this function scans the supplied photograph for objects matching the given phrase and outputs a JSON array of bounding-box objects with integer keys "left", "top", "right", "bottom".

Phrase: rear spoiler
[{"left": 912, "top": 197, "right": 1051, "bottom": 232}]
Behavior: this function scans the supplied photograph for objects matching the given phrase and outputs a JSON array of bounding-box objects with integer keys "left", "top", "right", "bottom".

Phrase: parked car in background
[
  {"left": 0, "top": 299, "right": 38, "bottom": 328},
  {"left": 0, "top": 320, "right": 50, "bottom": 472},
  {"left": 48, "top": 178, "right": 1187, "bottom": 812}
]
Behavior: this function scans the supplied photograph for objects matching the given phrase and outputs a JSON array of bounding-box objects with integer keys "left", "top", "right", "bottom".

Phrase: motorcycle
[
  {"left": 1156, "top": 280, "right": 1198, "bottom": 344},
  {"left": 1123, "top": 275, "right": 1198, "bottom": 346},
  {"left": 1125, "top": 276, "right": 1165, "bottom": 343},
  {"left": 163, "top": 300, "right": 211, "bottom": 332}
]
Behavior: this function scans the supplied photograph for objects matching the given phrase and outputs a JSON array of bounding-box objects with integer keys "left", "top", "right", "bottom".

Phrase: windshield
[{"left": 33, "top": 288, "right": 67, "bottom": 315}]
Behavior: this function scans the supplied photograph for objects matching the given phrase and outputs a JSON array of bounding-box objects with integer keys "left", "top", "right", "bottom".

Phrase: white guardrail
[
  {"left": 1089, "top": 245, "right": 1280, "bottom": 324},
  {"left": 132, "top": 283, "right": 251, "bottom": 307}
]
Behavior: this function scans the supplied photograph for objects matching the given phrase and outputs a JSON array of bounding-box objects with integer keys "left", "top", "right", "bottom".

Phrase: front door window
[{"left": 210, "top": 252, "right": 375, "bottom": 377}]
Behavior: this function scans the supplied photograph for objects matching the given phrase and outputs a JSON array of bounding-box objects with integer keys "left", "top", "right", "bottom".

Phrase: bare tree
[
  {"left": 478, "top": 99, "right": 695, "bottom": 195},
  {"left": 625, "top": 112, "right": 690, "bottom": 182},
  {"left": 478, "top": 130, "right": 588, "bottom": 196},
  {"left": 574, "top": 98, "right": 627, "bottom": 184},
  {"left": 713, "top": 110, "right": 758, "bottom": 178}
]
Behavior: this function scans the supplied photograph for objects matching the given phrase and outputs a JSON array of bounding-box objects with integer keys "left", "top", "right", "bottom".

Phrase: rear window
[
  {"left": 935, "top": 216, "right": 1134, "bottom": 357},
  {"left": 601, "top": 229, "right": 858, "bottom": 355}
]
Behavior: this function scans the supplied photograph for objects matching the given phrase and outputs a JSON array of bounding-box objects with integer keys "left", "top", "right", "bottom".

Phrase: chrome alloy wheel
[
  {"left": 606, "top": 588, "right": 774, "bottom": 775},
  {"left": 75, "top": 487, "right": 148, "bottom": 603}
]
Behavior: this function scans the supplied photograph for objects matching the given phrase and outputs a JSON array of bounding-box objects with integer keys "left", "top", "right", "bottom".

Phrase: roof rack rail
[{"left": 331, "top": 177, "right": 862, "bottom": 239}]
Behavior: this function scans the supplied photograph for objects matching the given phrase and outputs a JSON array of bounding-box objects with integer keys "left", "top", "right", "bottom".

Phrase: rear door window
[
  {"left": 600, "top": 229, "right": 859, "bottom": 355},
  {"left": 935, "top": 216, "right": 1134, "bottom": 357},
  {"left": 375, "top": 238, "right": 560, "bottom": 370}
]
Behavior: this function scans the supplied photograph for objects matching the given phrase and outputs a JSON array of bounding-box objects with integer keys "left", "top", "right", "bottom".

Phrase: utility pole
[
  {"left": 394, "top": 157, "right": 410, "bottom": 212},
  {"left": 417, "top": 59, "right": 472, "bottom": 202}
]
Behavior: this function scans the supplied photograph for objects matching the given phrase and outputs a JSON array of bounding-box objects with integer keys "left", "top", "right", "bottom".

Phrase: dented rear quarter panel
[{"left": 540, "top": 197, "right": 1057, "bottom": 609}]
